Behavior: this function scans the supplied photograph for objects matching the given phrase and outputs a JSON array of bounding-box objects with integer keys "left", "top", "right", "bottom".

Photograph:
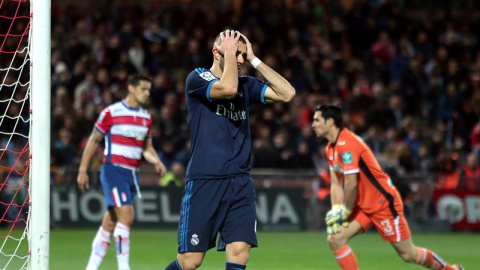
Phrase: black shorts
[{"left": 177, "top": 175, "right": 258, "bottom": 252}]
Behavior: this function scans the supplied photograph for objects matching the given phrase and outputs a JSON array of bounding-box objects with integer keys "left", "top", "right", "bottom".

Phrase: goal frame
[{"left": 29, "top": 0, "right": 51, "bottom": 269}]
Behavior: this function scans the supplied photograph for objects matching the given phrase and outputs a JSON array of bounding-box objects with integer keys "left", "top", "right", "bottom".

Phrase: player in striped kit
[{"left": 77, "top": 74, "right": 167, "bottom": 270}]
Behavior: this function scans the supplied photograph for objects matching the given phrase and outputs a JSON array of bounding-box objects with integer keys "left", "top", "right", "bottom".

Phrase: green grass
[{"left": 2, "top": 229, "right": 480, "bottom": 269}]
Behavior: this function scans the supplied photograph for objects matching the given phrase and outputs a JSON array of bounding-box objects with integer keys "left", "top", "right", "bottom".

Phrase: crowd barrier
[{"left": 21, "top": 168, "right": 478, "bottom": 231}]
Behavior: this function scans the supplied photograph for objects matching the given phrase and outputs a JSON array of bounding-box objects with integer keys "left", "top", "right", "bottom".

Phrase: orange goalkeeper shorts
[{"left": 350, "top": 201, "right": 411, "bottom": 242}]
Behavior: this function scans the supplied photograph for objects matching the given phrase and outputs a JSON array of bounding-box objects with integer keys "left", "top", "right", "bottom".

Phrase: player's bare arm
[
  {"left": 343, "top": 173, "right": 358, "bottom": 212},
  {"left": 142, "top": 138, "right": 167, "bottom": 177},
  {"left": 77, "top": 128, "right": 104, "bottom": 192},
  {"left": 329, "top": 170, "right": 344, "bottom": 205},
  {"left": 209, "top": 30, "right": 241, "bottom": 100},
  {"left": 239, "top": 33, "right": 295, "bottom": 104}
]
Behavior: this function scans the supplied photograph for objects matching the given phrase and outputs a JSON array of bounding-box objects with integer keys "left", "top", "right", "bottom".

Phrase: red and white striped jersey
[{"left": 95, "top": 100, "right": 152, "bottom": 169}]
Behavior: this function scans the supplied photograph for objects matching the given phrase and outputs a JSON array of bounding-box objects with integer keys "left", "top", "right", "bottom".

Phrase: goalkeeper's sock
[
  {"left": 86, "top": 226, "right": 111, "bottom": 270},
  {"left": 226, "top": 261, "right": 247, "bottom": 269},
  {"left": 114, "top": 222, "right": 131, "bottom": 270},
  {"left": 416, "top": 247, "right": 457, "bottom": 270},
  {"left": 333, "top": 245, "right": 359, "bottom": 270},
  {"left": 165, "top": 260, "right": 182, "bottom": 270}
]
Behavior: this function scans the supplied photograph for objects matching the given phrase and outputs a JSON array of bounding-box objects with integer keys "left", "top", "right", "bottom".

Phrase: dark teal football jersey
[{"left": 185, "top": 68, "right": 267, "bottom": 179}]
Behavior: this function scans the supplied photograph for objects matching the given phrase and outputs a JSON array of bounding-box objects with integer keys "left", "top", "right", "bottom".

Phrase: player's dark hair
[
  {"left": 316, "top": 104, "right": 343, "bottom": 128},
  {"left": 214, "top": 30, "right": 247, "bottom": 48},
  {"left": 127, "top": 74, "right": 152, "bottom": 87}
]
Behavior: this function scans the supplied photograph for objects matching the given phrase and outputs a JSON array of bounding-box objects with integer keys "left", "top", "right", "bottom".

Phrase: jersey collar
[
  {"left": 331, "top": 128, "right": 344, "bottom": 146},
  {"left": 121, "top": 99, "right": 140, "bottom": 111}
]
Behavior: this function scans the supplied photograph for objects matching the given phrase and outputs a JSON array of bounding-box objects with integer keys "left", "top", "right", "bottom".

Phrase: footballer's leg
[
  {"left": 108, "top": 169, "right": 136, "bottom": 270},
  {"left": 220, "top": 176, "right": 257, "bottom": 270},
  {"left": 372, "top": 199, "right": 462, "bottom": 270},
  {"left": 95, "top": 164, "right": 135, "bottom": 270},
  {"left": 327, "top": 220, "right": 363, "bottom": 270},
  {"left": 167, "top": 179, "right": 231, "bottom": 270},
  {"left": 86, "top": 164, "right": 121, "bottom": 270},
  {"left": 392, "top": 237, "right": 463, "bottom": 270},
  {"left": 170, "top": 252, "right": 205, "bottom": 270},
  {"left": 86, "top": 210, "right": 116, "bottom": 270},
  {"left": 114, "top": 205, "right": 134, "bottom": 270},
  {"left": 225, "top": 242, "right": 251, "bottom": 269}
]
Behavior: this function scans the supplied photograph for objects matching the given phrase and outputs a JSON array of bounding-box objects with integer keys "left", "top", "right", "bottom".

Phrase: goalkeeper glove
[
  {"left": 326, "top": 221, "right": 350, "bottom": 235},
  {"left": 325, "top": 204, "right": 352, "bottom": 226},
  {"left": 325, "top": 204, "right": 342, "bottom": 222}
]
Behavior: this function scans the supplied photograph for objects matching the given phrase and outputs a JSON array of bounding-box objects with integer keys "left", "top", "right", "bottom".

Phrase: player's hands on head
[
  {"left": 238, "top": 33, "right": 256, "bottom": 62},
  {"left": 77, "top": 171, "right": 90, "bottom": 192},
  {"left": 214, "top": 29, "right": 240, "bottom": 56}
]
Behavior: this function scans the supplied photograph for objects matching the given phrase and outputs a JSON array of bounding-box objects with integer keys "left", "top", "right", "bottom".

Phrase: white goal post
[{"left": 29, "top": 0, "right": 51, "bottom": 269}]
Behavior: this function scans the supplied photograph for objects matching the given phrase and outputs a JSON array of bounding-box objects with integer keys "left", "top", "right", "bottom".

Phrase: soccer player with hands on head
[
  {"left": 312, "top": 104, "right": 463, "bottom": 270},
  {"left": 164, "top": 29, "right": 295, "bottom": 270},
  {"left": 77, "top": 74, "right": 167, "bottom": 270}
]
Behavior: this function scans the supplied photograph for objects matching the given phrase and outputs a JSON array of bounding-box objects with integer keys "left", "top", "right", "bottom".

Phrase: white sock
[
  {"left": 86, "top": 226, "right": 111, "bottom": 270},
  {"left": 114, "top": 222, "right": 131, "bottom": 270}
]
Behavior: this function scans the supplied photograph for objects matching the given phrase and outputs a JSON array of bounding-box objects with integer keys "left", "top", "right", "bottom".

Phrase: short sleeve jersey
[
  {"left": 185, "top": 68, "right": 268, "bottom": 179},
  {"left": 95, "top": 100, "right": 152, "bottom": 169},
  {"left": 326, "top": 128, "right": 397, "bottom": 214}
]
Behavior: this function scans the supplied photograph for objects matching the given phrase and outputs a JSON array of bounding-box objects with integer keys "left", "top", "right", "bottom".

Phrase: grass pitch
[{"left": 2, "top": 229, "right": 479, "bottom": 269}]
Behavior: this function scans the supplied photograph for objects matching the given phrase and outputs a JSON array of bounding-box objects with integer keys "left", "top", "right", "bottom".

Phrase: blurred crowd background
[{"left": 3, "top": 0, "right": 480, "bottom": 214}]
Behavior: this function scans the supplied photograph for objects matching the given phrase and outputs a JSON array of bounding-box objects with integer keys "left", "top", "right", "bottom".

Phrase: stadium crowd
[{"left": 16, "top": 0, "right": 480, "bottom": 193}]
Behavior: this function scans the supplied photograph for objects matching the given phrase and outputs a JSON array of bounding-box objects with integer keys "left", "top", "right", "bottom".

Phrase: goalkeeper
[{"left": 312, "top": 104, "right": 463, "bottom": 270}]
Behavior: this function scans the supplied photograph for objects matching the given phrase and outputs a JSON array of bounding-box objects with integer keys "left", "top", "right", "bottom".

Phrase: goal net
[
  {"left": 0, "top": 0, "right": 32, "bottom": 268},
  {"left": 1, "top": 0, "right": 50, "bottom": 269}
]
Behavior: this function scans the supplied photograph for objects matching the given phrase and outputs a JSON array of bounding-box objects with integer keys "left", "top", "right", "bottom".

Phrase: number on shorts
[{"left": 380, "top": 219, "right": 393, "bottom": 234}]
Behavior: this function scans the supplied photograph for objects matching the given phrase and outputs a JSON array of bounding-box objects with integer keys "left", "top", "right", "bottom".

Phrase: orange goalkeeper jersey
[{"left": 326, "top": 128, "right": 401, "bottom": 216}]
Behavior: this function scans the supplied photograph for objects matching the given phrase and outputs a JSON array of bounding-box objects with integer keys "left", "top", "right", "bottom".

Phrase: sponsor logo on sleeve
[
  {"left": 341, "top": 152, "right": 353, "bottom": 164},
  {"left": 199, "top": 71, "right": 216, "bottom": 81}
]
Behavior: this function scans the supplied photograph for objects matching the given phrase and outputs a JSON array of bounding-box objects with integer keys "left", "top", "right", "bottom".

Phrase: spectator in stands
[
  {"left": 157, "top": 140, "right": 177, "bottom": 171},
  {"left": 295, "top": 140, "right": 315, "bottom": 169},
  {"left": 470, "top": 121, "right": 480, "bottom": 159},
  {"left": 159, "top": 161, "right": 185, "bottom": 187},
  {"left": 363, "top": 125, "right": 386, "bottom": 157},
  {"left": 385, "top": 95, "right": 406, "bottom": 130},
  {"left": 252, "top": 125, "right": 276, "bottom": 168},
  {"left": 52, "top": 128, "right": 77, "bottom": 167},
  {"left": 272, "top": 130, "right": 297, "bottom": 169},
  {"left": 458, "top": 152, "right": 480, "bottom": 190},
  {"left": 409, "top": 145, "right": 436, "bottom": 220},
  {"left": 435, "top": 150, "right": 460, "bottom": 190},
  {"left": 370, "top": 31, "right": 395, "bottom": 66}
]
